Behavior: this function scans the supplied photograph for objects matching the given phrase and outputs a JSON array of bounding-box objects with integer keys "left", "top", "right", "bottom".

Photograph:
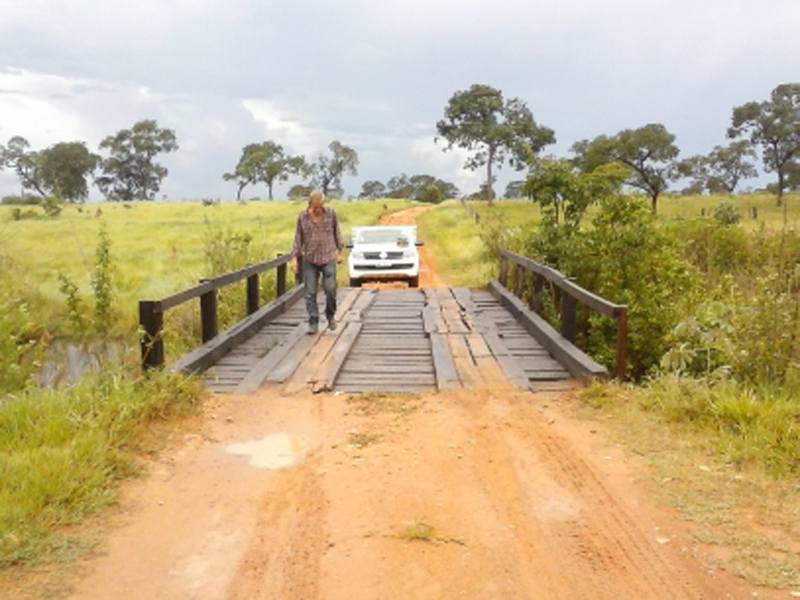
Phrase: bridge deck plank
[{"left": 203, "top": 286, "right": 577, "bottom": 393}]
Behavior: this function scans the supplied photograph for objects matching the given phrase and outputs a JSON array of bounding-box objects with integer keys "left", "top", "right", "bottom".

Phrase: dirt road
[
  {"left": 57, "top": 206, "right": 777, "bottom": 599},
  {"left": 379, "top": 205, "right": 444, "bottom": 287}
]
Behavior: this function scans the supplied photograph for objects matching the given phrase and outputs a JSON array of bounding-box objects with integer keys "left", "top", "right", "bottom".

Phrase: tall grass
[
  {"left": 0, "top": 369, "right": 204, "bottom": 566},
  {"left": 0, "top": 199, "right": 411, "bottom": 338},
  {"left": 584, "top": 377, "right": 800, "bottom": 478},
  {"left": 417, "top": 200, "right": 497, "bottom": 286}
]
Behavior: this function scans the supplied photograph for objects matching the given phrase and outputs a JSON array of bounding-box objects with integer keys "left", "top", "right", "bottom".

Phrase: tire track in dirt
[
  {"left": 225, "top": 453, "right": 327, "bottom": 600},
  {"left": 60, "top": 378, "right": 769, "bottom": 599},
  {"left": 452, "top": 390, "right": 725, "bottom": 599}
]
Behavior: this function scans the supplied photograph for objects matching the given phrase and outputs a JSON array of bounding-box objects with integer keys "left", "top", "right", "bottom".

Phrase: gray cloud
[{"left": 1, "top": 0, "right": 799, "bottom": 200}]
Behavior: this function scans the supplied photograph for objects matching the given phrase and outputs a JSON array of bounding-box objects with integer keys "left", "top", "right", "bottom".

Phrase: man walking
[{"left": 291, "top": 191, "right": 344, "bottom": 334}]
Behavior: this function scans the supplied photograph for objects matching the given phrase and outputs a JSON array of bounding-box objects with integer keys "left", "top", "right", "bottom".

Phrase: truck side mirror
[{"left": 415, "top": 240, "right": 424, "bottom": 247}]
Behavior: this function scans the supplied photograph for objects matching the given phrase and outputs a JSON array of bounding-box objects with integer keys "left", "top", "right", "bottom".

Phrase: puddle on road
[{"left": 225, "top": 433, "right": 306, "bottom": 469}]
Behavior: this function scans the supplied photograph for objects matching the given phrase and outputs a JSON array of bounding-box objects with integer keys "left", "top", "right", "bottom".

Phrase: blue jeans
[{"left": 302, "top": 260, "right": 337, "bottom": 325}]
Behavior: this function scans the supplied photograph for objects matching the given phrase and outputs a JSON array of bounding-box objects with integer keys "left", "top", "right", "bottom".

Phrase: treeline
[
  {"left": 3, "top": 82, "right": 799, "bottom": 208},
  {"left": 437, "top": 83, "right": 800, "bottom": 211}
]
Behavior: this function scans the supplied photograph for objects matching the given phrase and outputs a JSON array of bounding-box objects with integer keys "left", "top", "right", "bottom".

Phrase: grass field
[{"left": 0, "top": 199, "right": 412, "bottom": 335}]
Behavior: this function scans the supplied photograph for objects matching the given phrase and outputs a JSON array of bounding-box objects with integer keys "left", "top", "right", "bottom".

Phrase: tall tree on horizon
[
  {"left": 96, "top": 120, "right": 178, "bottom": 202},
  {"left": 728, "top": 83, "right": 800, "bottom": 206},
  {"left": 571, "top": 123, "right": 680, "bottom": 213},
  {"left": 436, "top": 84, "right": 555, "bottom": 206},
  {"left": 308, "top": 141, "right": 358, "bottom": 198},
  {"left": 223, "top": 141, "right": 306, "bottom": 200}
]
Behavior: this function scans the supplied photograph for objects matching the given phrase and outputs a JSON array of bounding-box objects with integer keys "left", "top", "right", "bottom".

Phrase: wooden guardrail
[
  {"left": 497, "top": 250, "right": 628, "bottom": 380},
  {"left": 139, "top": 254, "right": 301, "bottom": 372}
]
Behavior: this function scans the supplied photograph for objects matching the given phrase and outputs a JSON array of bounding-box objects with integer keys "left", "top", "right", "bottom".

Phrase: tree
[
  {"left": 417, "top": 184, "right": 443, "bottom": 204},
  {"left": 96, "top": 120, "right": 178, "bottom": 201},
  {"left": 309, "top": 141, "right": 358, "bottom": 197},
  {"left": 436, "top": 180, "right": 460, "bottom": 199},
  {"left": 504, "top": 180, "right": 525, "bottom": 199},
  {"left": 786, "top": 160, "right": 800, "bottom": 192},
  {"left": 359, "top": 180, "right": 386, "bottom": 198},
  {"left": 572, "top": 123, "right": 680, "bottom": 213},
  {"left": 0, "top": 136, "right": 46, "bottom": 196},
  {"left": 678, "top": 140, "right": 758, "bottom": 195},
  {"left": 524, "top": 159, "right": 629, "bottom": 232},
  {"left": 288, "top": 184, "right": 313, "bottom": 200},
  {"left": 386, "top": 174, "right": 413, "bottom": 198},
  {"left": 223, "top": 141, "right": 306, "bottom": 200},
  {"left": 383, "top": 173, "right": 459, "bottom": 201},
  {"left": 728, "top": 83, "right": 800, "bottom": 206},
  {"left": 38, "top": 142, "right": 99, "bottom": 202},
  {"left": 435, "top": 84, "right": 555, "bottom": 206}
]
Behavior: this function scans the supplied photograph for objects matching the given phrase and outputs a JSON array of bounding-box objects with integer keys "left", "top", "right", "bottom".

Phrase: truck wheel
[{"left": 408, "top": 276, "right": 419, "bottom": 288}]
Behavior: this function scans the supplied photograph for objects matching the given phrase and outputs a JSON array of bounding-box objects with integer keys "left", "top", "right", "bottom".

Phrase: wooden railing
[
  {"left": 139, "top": 254, "right": 300, "bottom": 372},
  {"left": 498, "top": 250, "right": 628, "bottom": 380}
]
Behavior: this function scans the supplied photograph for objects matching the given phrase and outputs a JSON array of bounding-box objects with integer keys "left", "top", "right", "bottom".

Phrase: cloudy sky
[{"left": 1, "top": 0, "right": 798, "bottom": 201}]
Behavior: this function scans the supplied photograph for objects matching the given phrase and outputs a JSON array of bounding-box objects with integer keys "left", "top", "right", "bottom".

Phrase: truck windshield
[{"left": 356, "top": 229, "right": 410, "bottom": 246}]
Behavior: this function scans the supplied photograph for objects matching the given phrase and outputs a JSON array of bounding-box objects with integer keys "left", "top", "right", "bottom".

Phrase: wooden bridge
[{"left": 139, "top": 251, "right": 628, "bottom": 394}]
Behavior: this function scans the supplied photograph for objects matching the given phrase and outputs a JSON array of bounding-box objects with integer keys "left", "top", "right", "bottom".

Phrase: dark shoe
[
  {"left": 307, "top": 323, "right": 318, "bottom": 335},
  {"left": 328, "top": 317, "right": 337, "bottom": 331}
]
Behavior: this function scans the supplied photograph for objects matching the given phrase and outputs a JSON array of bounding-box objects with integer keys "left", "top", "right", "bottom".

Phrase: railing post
[
  {"left": 531, "top": 273, "right": 544, "bottom": 314},
  {"left": 294, "top": 256, "right": 303, "bottom": 286},
  {"left": 499, "top": 254, "right": 508, "bottom": 287},
  {"left": 139, "top": 300, "right": 164, "bottom": 370},
  {"left": 276, "top": 254, "right": 287, "bottom": 297},
  {"left": 514, "top": 264, "right": 524, "bottom": 298},
  {"left": 246, "top": 273, "right": 259, "bottom": 315},
  {"left": 561, "top": 291, "right": 577, "bottom": 342},
  {"left": 199, "top": 280, "right": 218, "bottom": 343},
  {"left": 616, "top": 308, "right": 628, "bottom": 381}
]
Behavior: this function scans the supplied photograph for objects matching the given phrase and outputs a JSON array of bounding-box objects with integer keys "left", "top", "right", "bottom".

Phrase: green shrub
[
  {"left": 713, "top": 200, "right": 741, "bottom": 225},
  {"left": 58, "top": 272, "right": 87, "bottom": 334},
  {"left": 91, "top": 226, "right": 115, "bottom": 334},
  {"left": 527, "top": 193, "right": 700, "bottom": 379}
]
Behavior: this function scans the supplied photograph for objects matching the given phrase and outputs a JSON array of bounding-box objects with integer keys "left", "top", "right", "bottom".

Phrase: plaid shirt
[{"left": 291, "top": 206, "right": 343, "bottom": 265}]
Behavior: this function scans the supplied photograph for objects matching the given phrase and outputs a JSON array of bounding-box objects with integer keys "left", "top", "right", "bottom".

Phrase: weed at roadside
[
  {"left": 0, "top": 369, "right": 204, "bottom": 567},
  {"left": 576, "top": 380, "right": 800, "bottom": 590}
]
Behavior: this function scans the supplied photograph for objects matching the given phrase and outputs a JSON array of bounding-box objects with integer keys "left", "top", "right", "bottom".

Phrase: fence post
[
  {"left": 246, "top": 273, "right": 259, "bottom": 315},
  {"left": 276, "top": 255, "right": 287, "bottom": 297},
  {"left": 139, "top": 300, "right": 164, "bottom": 370},
  {"left": 560, "top": 291, "right": 577, "bottom": 342},
  {"left": 616, "top": 308, "right": 628, "bottom": 381},
  {"left": 199, "top": 280, "right": 218, "bottom": 343}
]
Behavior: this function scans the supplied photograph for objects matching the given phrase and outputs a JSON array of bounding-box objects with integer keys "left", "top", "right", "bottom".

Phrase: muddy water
[
  {"left": 37, "top": 340, "right": 129, "bottom": 387},
  {"left": 225, "top": 433, "right": 307, "bottom": 469}
]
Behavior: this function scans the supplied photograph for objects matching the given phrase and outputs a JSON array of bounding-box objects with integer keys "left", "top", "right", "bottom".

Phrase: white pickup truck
[{"left": 347, "top": 225, "right": 423, "bottom": 287}]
